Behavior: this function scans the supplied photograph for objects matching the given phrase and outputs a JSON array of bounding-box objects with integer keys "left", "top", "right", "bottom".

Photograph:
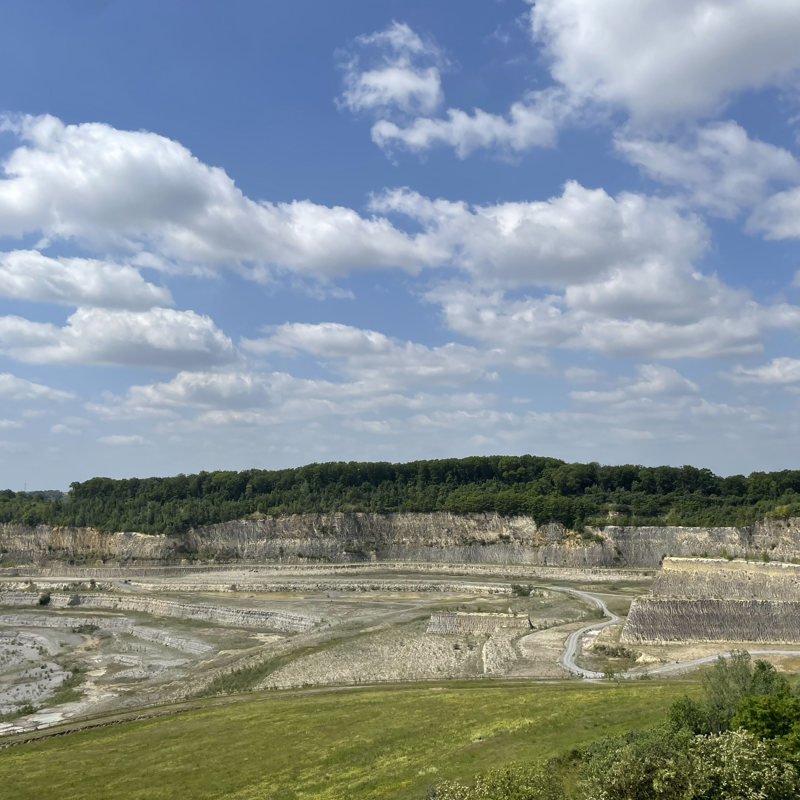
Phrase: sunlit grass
[{"left": 0, "top": 679, "right": 695, "bottom": 800}]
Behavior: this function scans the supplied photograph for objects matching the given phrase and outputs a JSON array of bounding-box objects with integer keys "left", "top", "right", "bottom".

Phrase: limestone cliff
[
  {"left": 2, "top": 514, "right": 800, "bottom": 569},
  {"left": 623, "top": 557, "right": 800, "bottom": 643}
]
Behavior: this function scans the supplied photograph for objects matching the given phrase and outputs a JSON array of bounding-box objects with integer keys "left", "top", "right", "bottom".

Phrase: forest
[{"left": 2, "top": 455, "right": 800, "bottom": 534}]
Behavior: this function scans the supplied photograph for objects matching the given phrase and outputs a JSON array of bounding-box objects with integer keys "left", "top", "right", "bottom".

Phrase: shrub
[{"left": 430, "top": 761, "right": 564, "bottom": 800}]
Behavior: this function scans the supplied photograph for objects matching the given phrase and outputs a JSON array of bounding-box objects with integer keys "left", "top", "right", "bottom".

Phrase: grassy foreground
[{"left": 0, "top": 681, "right": 694, "bottom": 800}]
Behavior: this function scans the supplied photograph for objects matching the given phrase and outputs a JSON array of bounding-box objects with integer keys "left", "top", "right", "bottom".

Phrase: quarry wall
[
  {"left": 426, "top": 611, "right": 532, "bottom": 635},
  {"left": 0, "top": 591, "right": 317, "bottom": 632},
  {"left": 622, "top": 598, "right": 800, "bottom": 644},
  {"left": 623, "top": 557, "right": 800, "bottom": 643},
  {"left": 2, "top": 514, "right": 800, "bottom": 570}
]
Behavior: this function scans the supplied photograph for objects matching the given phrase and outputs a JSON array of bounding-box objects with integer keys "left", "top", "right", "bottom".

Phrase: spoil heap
[{"left": 622, "top": 557, "right": 800, "bottom": 644}]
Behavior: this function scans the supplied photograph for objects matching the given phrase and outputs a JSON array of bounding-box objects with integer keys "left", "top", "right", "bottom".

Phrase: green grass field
[{"left": 0, "top": 680, "right": 695, "bottom": 800}]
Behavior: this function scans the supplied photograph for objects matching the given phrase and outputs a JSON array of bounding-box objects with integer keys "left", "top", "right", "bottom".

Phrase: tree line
[{"left": 2, "top": 454, "right": 800, "bottom": 534}]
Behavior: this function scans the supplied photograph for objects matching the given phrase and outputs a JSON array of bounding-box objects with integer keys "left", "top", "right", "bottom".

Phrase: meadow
[{"left": 0, "top": 679, "right": 695, "bottom": 800}]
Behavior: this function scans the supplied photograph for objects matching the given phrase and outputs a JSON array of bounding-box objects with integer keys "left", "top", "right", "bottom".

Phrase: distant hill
[{"left": 1, "top": 455, "right": 798, "bottom": 534}]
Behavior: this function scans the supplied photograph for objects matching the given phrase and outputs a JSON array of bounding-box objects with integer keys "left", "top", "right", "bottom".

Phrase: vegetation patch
[
  {"left": 4, "top": 455, "right": 800, "bottom": 534},
  {"left": 0, "top": 681, "right": 692, "bottom": 800}
]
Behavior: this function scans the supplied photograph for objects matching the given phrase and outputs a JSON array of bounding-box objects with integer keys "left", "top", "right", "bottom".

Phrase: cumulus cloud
[
  {"left": 338, "top": 21, "right": 445, "bottom": 115},
  {"left": 347, "top": 3, "right": 800, "bottom": 159},
  {"left": 371, "top": 90, "right": 566, "bottom": 157},
  {"left": 372, "top": 181, "right": 707, "bottom": 287},
  {"left": 242, "top": 321, "right": 539, "bottom": 388},
  {"left": 531, "top": 0, "right": 800, "bottom": 122},
  {"left": 728, "top": 357, "right": 800, "bottom": 384},
  {"left": 749, "top": 186, "right": 800, "bottom": 239},
  {"left": 570, "top": 364, "right": 699, "bottom": 404},
  {"left": 563, "top": 260, "right": 748, "bottom": 326},
  {"left": 0, "top": 373, "right": 73, "bottom": 402},
  {"left": 0, "top": 249, "right": 172, "bottom": 309},
  {"left": 87, "top": 367, "right": 501, "bottom": 432},
  {"left": 0, "top": 115, "right": 441, "bottom": 280},
  {"left": 81, "top": 362, "right": 778, "bottom": 478},
  {"left": 617, "top": 122, "right": 800, "bottom": 217},
  {"left": 429, "top": 280, "right": 800, "bottom": 360},
  {"left": 0, "top": 307, "right": 235, "bottom": 369},
  {"left": 339, "top": 20, "right": 569, "bottom": 157}
]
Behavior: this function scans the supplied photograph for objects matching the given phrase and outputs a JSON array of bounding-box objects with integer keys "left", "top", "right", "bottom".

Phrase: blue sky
[{"left": 2, "top": 0, "right": 800, "bottom": 489}]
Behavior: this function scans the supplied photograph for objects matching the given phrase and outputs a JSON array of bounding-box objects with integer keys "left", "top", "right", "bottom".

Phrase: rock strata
[
  {"left": 427, "top": 611, "right": 531, "bottom": 635},
  {"left": 623, "top": 557, "right": 800, "bottom": 643},
  {"left": 0, "top": 592, "right": 317, "bottom": 632},
  {"left": 3, "top": 514, "right": 800, "bottom": 569}
]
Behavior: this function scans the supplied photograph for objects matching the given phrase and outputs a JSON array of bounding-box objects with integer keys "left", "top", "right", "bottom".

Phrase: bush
[
  {"left": 578, "top": 725, "right": 693, "bottom": 800},
  {"left": 430, "top": 762, "right": 564, "bottom": 800},
  {"left": 37, "top": 591, "right": 50, "bottom": 606}
]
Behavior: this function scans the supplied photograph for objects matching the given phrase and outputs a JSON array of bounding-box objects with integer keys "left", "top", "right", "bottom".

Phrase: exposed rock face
[
  {"left": 0, "top": 523, "right": 177, "bottom": 564},
  {"left": 623, "top": 557, "right": 800, "bottom": 643},
  {"left": 0, "top": 613, "right": 212, "bottom": 654},
  {"left": 2, "top": 514, "right": 800, "bottom": 570},
  {"left": 649, "top": 557, "right": 800, "bottom": 601},
  {"left": 426, "top": 611, "right": 531, "bottom": 635},
  {"left": 623, "top": 598, "right": 800, "bottom": 643},
  {"left": 0, "top": 592, "right": 317, "bottom": 632}
]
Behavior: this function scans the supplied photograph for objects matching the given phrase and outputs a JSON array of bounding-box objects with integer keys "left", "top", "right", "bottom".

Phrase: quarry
[
  {"left": 4, "top": 513, "right": 800, "bottom": 739},
  {"left": 623, "top": 557, "right": 800, "bottom": 644}
]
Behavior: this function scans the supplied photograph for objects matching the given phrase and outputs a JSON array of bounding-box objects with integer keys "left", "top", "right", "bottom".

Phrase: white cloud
[
  {"left": 0, "top": 373, "right": 73, "bottom": 402},
  {"left": 88, "top": 367, "right": 502, "bottom": 433},
  {"left": 338, "top": 21, "right": 445, "bottom": 116},
  {"left": 749, "top": 186, "right": 800, "bottom": 239},
  {"left": 372, "top": 181, "right": 707, "bottom": 288},
  {"left": 570, "top": 364, "right": 699, "bottom": 404},
  {"left": 340, "top": 21, "right": 570, "bottom": 158},
  {"left": 617, "top": 122, "right": 800, "bottom": 217},
  {"left": 98, "top": 434, "right": 146, "bottom": 446},
  {"left": 563, "top": 260, "right": 748, "bottom": 326},
  {"left": 120, "top": 370, "right": 283, "bottom": 411},
  {"left": 348, "top": 3, "right": 800, "bottom": 159},
  {"left": 531, "top": 0, "right": 800, "bottom": 122},
  {"left": 430, "top": 281, "right": 800, "bottom": 360},
  {"left": 242, "top": 322, "right": 526, "bottom": 388},
  {"left": 0, "top": 307, "right": 235, "bottom": 369},
  {"left": 729, "top": 357, "right": 800, "bottom": 384},
  {"left": 371, "top": 90, "right": 566, "bottom": 157},
  {"left": 0, "top": 115, "right": 441, "bottom": 280},
  {"left": 0, "top": 249, "right": 172, "bottom": 309},
  {"left": 50, "top": 423, "right": 81, "bottom": 435}
]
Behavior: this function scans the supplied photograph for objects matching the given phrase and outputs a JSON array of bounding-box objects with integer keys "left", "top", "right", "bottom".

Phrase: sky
[{"left": 2, "top": 0, "right": 800, "bottom": 489}]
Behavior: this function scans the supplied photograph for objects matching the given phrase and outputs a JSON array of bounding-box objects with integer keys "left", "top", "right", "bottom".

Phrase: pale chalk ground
[
  {"left": 0, "top": 577, "right": 595, "bottom": 735},
  {"left": 5, "top": 571, "right": 790, "bottom": 738}
]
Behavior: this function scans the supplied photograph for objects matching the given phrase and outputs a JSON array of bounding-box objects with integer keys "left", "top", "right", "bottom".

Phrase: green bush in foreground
[
  {"left": 429, "top": 762, "right": 564, "bottom": 800},
  {"left": 430, "top": 652, "right": 800, "bottom": 800}
]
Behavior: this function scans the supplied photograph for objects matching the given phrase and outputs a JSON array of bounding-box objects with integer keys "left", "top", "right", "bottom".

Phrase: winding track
[
  {"left": 545, "top": 586, "right": 621, "bottom": 678},
  {"left": 547, "top": 585, "right": 800, "bottom": 679}
]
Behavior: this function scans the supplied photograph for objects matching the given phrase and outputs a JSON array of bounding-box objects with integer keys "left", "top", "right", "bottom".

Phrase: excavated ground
[
  {"left": 14, "top": 564, "right": 799, "bottom": 736},
  {"left": 2, "top": 564, "right": 798, "bottom": 737},
  {"left": 1, "top": 565, "right": 644, "bottom": 735}
]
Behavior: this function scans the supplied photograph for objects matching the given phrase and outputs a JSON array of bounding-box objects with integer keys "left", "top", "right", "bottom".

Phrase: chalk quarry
[
  {"left": 624, "top": 557, "right": 800, "bottom": 644},
  {"left": 3, "top": 512, "right": 800, "bottom": 569}
]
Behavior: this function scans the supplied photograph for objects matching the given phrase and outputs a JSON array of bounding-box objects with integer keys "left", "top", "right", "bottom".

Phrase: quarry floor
[{"left": 2, "top": 563, "right": 799, "bottom": 737}]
